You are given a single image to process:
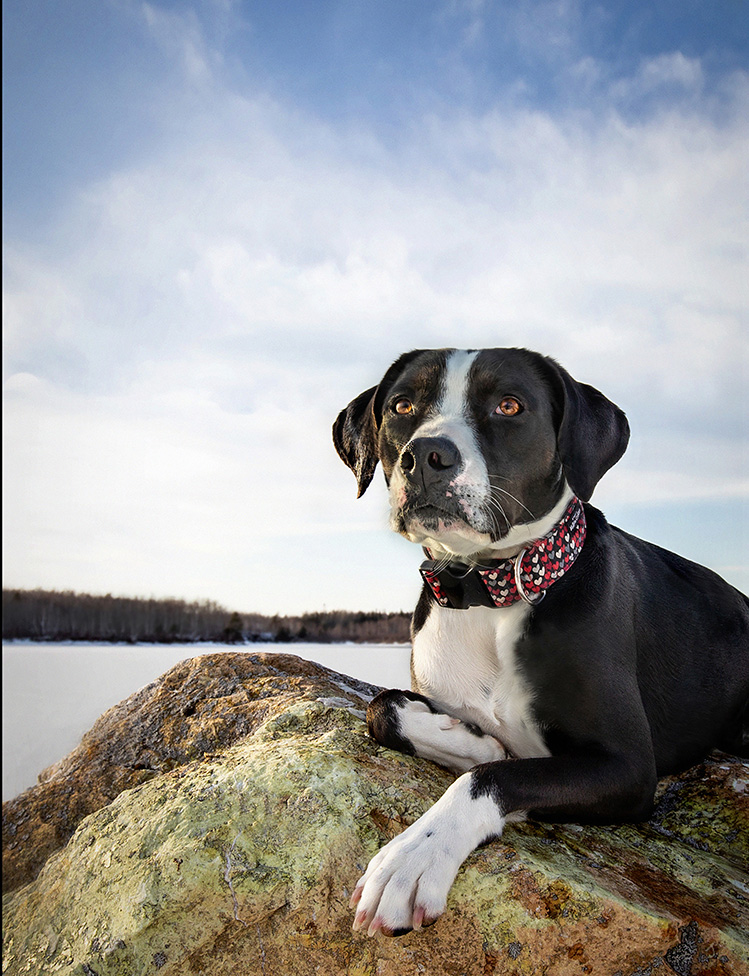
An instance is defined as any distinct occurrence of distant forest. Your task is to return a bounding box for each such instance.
[2,589,411,645]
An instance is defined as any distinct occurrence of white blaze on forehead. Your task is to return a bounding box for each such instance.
[414,349,480,435]
[395,348,493,554]
[439,349,480,417]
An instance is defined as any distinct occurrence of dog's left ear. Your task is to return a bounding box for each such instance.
[332,385,379,498]
[544,357,630,502]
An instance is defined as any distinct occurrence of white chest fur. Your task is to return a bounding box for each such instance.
[411,603,551,759]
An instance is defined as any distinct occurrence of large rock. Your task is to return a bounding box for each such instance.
[2,652,378,893]
[2,652,748,976]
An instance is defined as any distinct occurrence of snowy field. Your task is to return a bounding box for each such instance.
[2,641,411,801]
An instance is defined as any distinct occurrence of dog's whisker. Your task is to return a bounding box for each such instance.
[488,485,536,520]
[432,552,454,573]
[483,496,512,535]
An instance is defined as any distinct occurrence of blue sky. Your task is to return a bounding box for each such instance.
[3,0,748,614]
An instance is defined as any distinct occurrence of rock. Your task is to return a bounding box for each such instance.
[2,652,378,893]
[2,652,748,975]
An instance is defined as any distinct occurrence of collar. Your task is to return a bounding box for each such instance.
[420,497,586,610]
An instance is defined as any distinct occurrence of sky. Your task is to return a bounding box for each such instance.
[2,0,748,616]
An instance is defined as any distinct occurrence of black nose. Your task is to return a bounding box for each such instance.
[400,437,460,487]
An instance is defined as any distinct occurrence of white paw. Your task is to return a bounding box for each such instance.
[350,775,504,937]
[399,700,507,773]
[351,817,456,936]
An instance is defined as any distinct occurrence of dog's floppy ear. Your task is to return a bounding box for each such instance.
[544,357,630,502]
[333,350,424,497]
[332,385,380,498]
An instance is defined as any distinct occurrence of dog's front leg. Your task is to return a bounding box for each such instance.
[351,750,656,936]
[367,688,507,774]
[351,771,503,936]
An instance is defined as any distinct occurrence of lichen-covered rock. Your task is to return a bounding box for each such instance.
[2,653,748,976]
[2,652,379,893]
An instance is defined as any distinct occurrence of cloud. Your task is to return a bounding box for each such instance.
[637,52,704,93]
[3,15,748,608]
[140,0,234,86]
[7,64,746,395]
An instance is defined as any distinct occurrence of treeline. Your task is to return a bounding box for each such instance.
[1,589,411,645]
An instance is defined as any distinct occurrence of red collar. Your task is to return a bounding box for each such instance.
[420,497,586,610]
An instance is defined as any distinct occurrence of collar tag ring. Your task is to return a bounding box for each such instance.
[514,548,545,606]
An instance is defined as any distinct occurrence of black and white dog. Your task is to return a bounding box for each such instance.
[333,347,749,938]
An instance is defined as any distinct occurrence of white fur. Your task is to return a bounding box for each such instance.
[351,774,505,935]
[412,602,551,760]
[409,493,575,761]
[353,584,551,937]
[395,699,507,774]
[438,349,479,416]
[352,596,547,937]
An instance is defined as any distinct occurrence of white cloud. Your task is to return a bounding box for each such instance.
[624,52,705,99]
[9,72,747,370]
[141,2,217,85]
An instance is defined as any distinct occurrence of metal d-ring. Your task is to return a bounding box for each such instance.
[514,548,545,605]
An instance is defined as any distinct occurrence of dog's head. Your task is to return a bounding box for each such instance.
[333,348,629,558]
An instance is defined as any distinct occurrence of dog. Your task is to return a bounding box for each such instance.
[333,346,749,938]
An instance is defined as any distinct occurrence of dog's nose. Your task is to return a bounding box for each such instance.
[401,437,460,486]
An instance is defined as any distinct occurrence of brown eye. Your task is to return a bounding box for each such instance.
[394,398,414,415]
[495,397,522,417]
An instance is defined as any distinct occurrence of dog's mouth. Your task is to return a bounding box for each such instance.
[405,502,460,526]
[396,478,492,527]
[393,498,493,554]
[397,496,470,531]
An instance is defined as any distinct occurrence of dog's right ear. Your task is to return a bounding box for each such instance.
[333,350,425,497]
[333,385,380,498]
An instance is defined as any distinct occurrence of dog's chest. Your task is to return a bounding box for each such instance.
[411,602,550,759]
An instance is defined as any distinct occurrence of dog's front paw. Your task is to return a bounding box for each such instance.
[399,700,508,773]
[350,815,457,936]
[350,774,504,937]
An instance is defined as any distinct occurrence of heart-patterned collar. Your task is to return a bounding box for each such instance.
[420,497,586,610]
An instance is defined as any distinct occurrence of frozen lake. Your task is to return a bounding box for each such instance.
[2,641,411,802]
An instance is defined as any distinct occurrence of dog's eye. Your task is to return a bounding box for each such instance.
[393,398,414,415]
[495,397,523,417]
